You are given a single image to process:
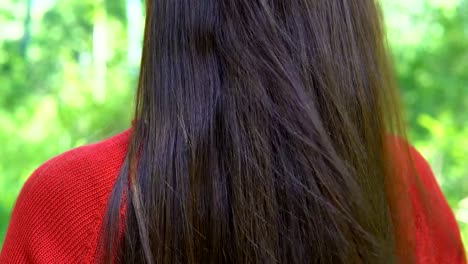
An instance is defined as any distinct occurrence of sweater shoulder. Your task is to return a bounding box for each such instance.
[407,144,466,263]
[20,129,131,212]
[24,129,130,194]
[388,136,466,263]
[0,129,130,263]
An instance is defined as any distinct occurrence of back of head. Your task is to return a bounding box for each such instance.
[101,0,412,263]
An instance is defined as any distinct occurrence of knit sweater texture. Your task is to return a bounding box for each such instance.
[0,129,466,263]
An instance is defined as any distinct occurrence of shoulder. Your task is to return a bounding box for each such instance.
[388,136,466,263]
[0,129,131,263]
[23,129,131,196]
[409,145,466,263]
[18,129,131,216]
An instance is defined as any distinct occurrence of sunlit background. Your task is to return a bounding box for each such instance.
[1,0,467,251]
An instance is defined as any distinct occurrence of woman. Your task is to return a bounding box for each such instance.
[1,0,466,263]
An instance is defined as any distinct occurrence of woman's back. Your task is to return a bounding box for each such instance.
[0,0,466,263]
[0,131,465,263]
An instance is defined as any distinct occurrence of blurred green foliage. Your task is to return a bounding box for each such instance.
[0,0,467,252]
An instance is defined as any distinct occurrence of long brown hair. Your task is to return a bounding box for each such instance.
[100,0,415,263]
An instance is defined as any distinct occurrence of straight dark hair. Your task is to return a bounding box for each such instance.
[100,0,416,263]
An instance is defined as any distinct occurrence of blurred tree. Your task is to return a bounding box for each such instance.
[385,0,468,247]
[0,0,141,245]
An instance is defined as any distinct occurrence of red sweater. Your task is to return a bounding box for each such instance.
[0,129,466,263]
